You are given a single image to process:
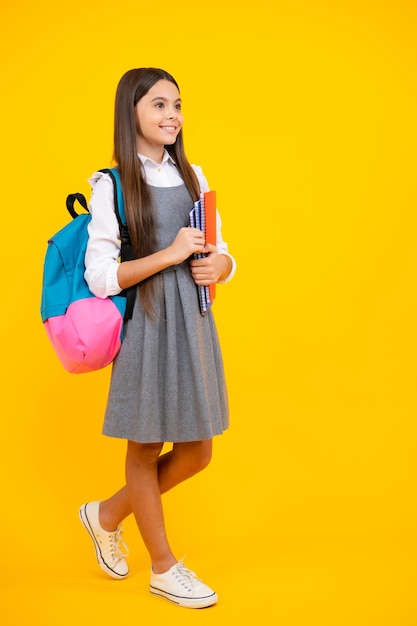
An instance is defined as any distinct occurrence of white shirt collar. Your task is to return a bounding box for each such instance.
[138,150,176,168]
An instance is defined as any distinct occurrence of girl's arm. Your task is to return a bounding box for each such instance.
[85,174,124,298]
[85,168,235,298]
[117,226,205,289]
[85,173,204,297]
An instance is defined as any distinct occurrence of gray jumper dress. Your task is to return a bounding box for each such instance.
[102,184,229,443]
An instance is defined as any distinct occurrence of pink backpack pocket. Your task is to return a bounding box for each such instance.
[43,297,123,374]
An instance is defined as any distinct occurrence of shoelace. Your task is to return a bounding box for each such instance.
[102,525,129,565]
[173,559,202,589]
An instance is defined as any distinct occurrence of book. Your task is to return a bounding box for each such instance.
[189,190,217,315]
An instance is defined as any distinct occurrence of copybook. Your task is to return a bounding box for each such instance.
[189,190,216,315]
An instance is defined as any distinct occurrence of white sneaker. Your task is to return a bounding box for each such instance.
[150,560,218,608]
[79,502,129,580]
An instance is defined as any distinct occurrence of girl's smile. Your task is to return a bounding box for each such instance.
[135,79,184,162]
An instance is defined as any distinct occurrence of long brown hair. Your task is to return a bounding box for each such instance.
[113,67,201,316]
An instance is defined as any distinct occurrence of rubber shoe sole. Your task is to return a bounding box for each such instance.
[150,585,218,608]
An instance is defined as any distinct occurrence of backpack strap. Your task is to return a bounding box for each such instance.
[66,193,89,219]
[99,167,136,322]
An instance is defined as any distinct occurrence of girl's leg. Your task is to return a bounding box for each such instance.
[83,439,218,604]
[159,438,213,492]
[125,441,175,574]
[98,439,212,535]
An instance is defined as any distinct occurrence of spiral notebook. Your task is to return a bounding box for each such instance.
[189,190,216,315]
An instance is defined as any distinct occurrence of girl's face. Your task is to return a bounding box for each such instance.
[135,79,184,162]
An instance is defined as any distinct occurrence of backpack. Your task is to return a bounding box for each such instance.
[40,168,135,374]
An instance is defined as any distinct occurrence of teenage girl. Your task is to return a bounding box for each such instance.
[79,67,235,609]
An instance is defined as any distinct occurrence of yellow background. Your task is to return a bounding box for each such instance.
[1,0,417,624]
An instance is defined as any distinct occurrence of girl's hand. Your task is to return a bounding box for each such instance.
[190,243,232,284]
[168,227,205,265]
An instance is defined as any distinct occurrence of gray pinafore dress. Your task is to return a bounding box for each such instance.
[102,184,229,443]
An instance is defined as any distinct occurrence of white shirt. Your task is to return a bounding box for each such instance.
[85,152,236,298]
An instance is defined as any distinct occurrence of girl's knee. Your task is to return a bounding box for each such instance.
[176,439,212,475]
[127,440,164,466]
[196,440,212,471]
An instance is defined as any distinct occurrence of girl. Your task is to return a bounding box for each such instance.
[79,68,235,609]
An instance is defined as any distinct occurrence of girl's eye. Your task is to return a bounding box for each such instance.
[175,104,182,110]
[155,102,164,108]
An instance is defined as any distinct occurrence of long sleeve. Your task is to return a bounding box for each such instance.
[84,172,123,298]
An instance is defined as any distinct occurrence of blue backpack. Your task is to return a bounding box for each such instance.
[41,168,135,373]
